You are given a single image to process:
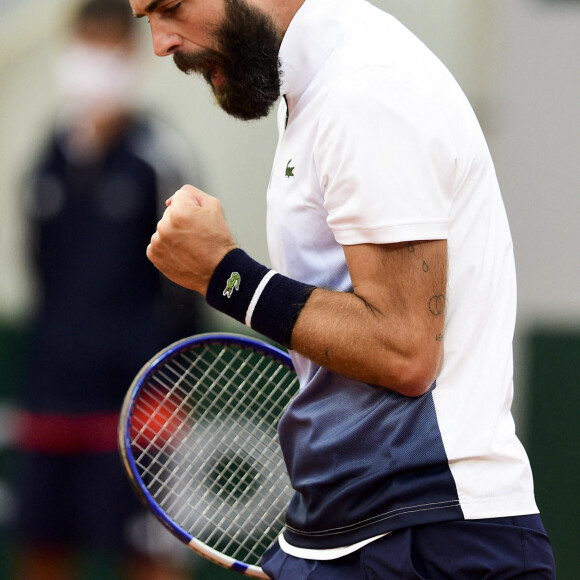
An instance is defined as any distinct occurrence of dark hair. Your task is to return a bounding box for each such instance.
[74,0,135,36]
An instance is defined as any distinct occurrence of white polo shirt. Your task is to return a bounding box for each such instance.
[267,0,538,556]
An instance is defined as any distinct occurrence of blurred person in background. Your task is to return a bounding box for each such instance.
[11,0,206,578]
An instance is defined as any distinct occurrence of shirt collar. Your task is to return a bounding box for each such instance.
[279,0,347,100]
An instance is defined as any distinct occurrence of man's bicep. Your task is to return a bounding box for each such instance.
[290,239,447,394]
[343,239,448,347]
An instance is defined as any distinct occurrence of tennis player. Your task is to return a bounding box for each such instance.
[131,0,557,576]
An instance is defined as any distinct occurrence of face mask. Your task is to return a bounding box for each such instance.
[56,40,141,114]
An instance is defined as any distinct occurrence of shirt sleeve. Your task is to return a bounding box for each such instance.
[314,67,456,246]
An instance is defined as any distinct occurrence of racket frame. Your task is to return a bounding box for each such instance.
[118,333,296,579]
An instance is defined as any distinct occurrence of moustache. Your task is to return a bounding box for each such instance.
[173,50,223,80]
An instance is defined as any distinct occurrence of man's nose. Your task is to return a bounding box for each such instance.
[150,20,182,56]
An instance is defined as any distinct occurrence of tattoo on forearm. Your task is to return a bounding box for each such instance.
[429,294,445,316]
[422,260,430,273]
[408,242,415,253]
[436,334,444,342]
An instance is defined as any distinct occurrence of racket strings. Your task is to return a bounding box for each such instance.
[127,342,297,566]
[179,347,293,559]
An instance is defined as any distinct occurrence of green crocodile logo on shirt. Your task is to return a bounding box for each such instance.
[285,159,295,178]
[223,272,241,298]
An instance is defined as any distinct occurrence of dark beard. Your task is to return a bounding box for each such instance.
[173,0,282,121]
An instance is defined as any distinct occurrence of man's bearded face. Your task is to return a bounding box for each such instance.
[173,0,282,121]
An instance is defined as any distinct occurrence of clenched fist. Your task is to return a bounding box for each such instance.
[147,185,237,296]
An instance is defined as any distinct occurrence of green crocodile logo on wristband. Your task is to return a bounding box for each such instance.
[223,272,241,298]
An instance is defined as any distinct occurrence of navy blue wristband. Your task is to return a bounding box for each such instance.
[206,249,315,348]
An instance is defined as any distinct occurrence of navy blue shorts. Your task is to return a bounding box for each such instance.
[261,515,556,579]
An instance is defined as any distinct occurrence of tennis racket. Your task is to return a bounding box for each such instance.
[118,333,298,578]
